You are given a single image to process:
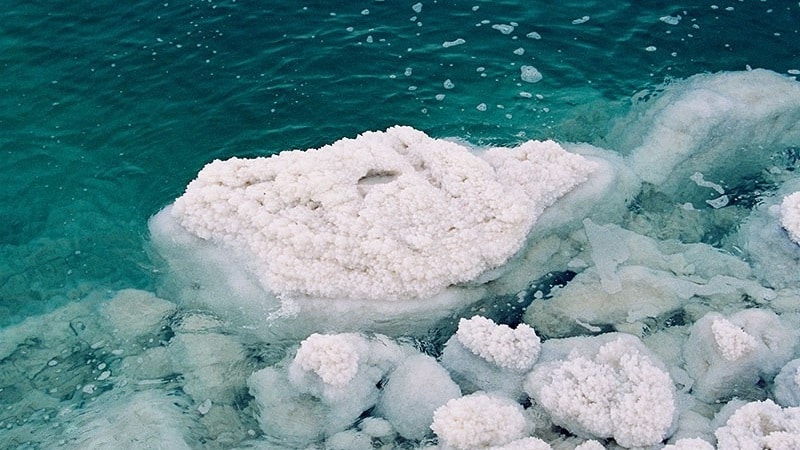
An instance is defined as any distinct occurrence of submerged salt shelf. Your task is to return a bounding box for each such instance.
[3,68,800,449]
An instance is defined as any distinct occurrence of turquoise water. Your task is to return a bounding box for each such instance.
[2,1,798,323]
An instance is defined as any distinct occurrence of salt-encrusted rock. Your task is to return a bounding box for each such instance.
[684,309,798,402]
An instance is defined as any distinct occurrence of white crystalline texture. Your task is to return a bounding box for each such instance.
[715,400,800,449]
[526,335,676,448]
[431,393,529,450]
[292,333,362,387]
[711,317,758,361]
[455,316,541,372]
[170,126,594,300]
[780,191,800,244]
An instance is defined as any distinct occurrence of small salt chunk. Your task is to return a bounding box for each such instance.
[442,38,465,48]
[645,46,657,52]
[520,65,542,83]
[404,67,413,76]
[412,2,422,13]
[82,384,96,394]
[519,91,533,98]
[706,195,729,209]
[526,31,541,39]
[513,47,524,55]
[443,79,455,89]
[572,16,590,24]
[789,69,800,75]
[492,24,515,34]
[659,15,682,25]
[435,94,445,101]
[476,103,487,111]
[48,360,59,367]
[361,9,369,15]
[197,399,213,415]
[97,370,111,381]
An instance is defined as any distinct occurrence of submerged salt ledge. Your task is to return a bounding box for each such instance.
[5,69,800,449]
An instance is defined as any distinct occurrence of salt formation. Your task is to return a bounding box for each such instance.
[149,125,598,338]
[441,315,540,399]
[714,400,800,448]
[524,333,677,448]
[430,393,531,450]
[684,310,798,402]
[781,192,800,244]
[774,359,800,407]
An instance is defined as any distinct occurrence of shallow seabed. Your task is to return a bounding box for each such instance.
[2,1,800,449]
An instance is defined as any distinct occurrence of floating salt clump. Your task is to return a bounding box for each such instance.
[526,31,541,39]
[572,16,590,24]
[492,24,515,35]
[660,15,682,25]
[442,38,465,47]
[520,65,542,83]
[412,2,422,14]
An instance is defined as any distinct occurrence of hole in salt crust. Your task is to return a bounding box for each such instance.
[357,169,400,196]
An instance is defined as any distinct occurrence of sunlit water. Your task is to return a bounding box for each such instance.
[2,0,800,448]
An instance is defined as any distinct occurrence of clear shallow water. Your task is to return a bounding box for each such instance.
[1,0,800,448]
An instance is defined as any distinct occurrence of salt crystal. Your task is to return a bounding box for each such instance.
[361,9,369,15]
[519,91,533,98]
[645,46,657,52]
[526,31,541,39]
[443,79,455,89]
[82,384,96,394]
[48,359,58,367]
[476,103,487,111]
[404,67,413,76]
[97,370,111,381]
[572,16,590,25]
[513,48,524,55]
[520,65,542,83]
[435,94,445,101]
[788,69,800,75]
[412,2,422,13]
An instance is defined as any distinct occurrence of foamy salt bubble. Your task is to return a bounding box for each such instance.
[520,65,542,83]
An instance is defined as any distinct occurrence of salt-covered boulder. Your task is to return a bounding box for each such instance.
[774,359,800,408]
[607,69,800,204]
[248,332,412,447]
[525,333,677,448]
[375,354,461,440]
[440,315,540,399]
[684,309,798,402]
[148,126,599,339]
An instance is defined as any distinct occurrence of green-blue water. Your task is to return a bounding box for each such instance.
[3,1,798,325]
